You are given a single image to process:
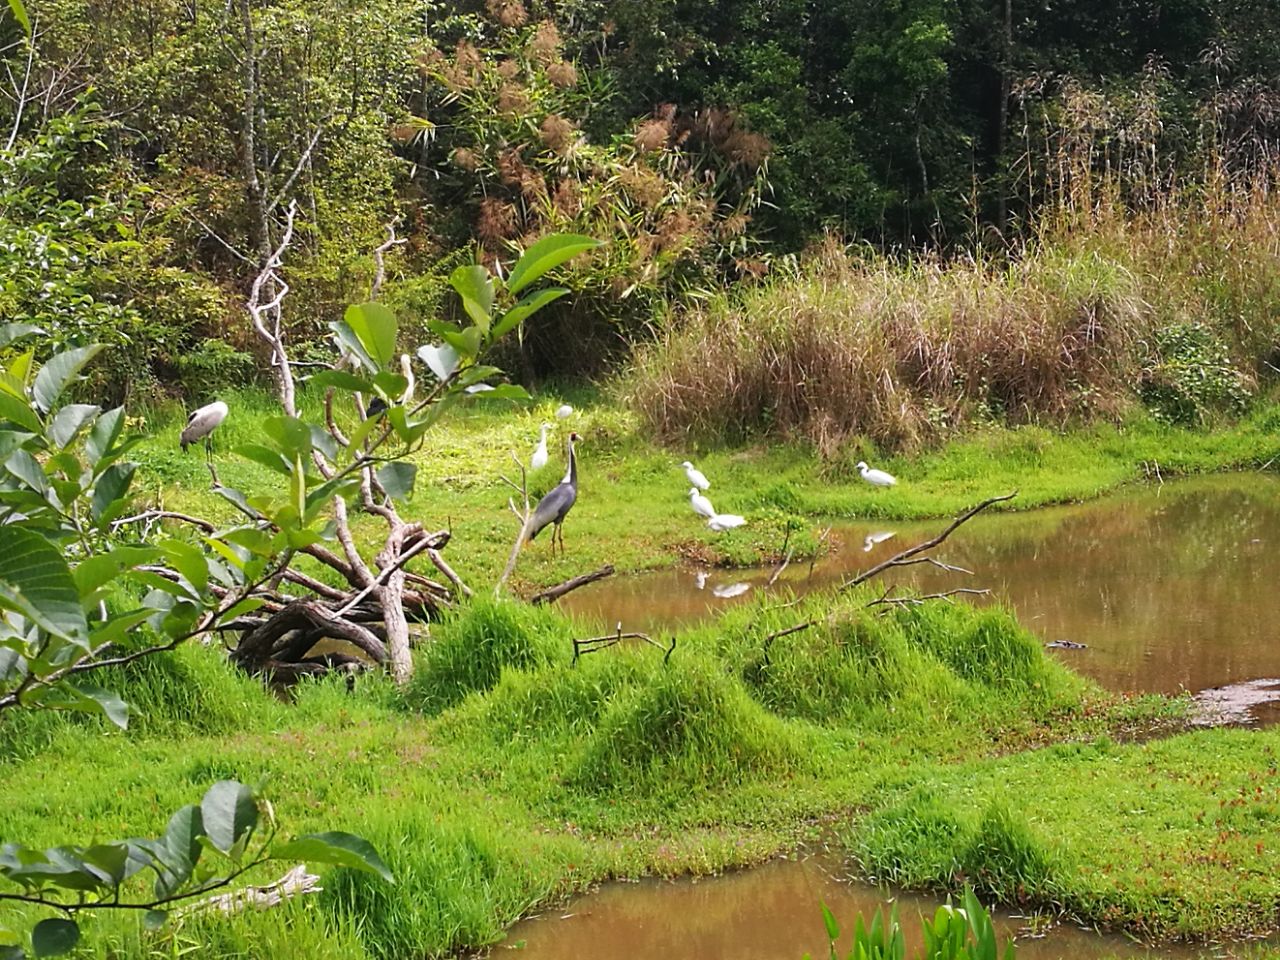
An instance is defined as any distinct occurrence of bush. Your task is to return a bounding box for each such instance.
[1141,322,1253,425]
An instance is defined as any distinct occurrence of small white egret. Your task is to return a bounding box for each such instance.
[681,460,710,490]
[555,403,574,420]
[707,513,746,532]
[180,400,229,459]
[689,487,716,519]
[399,353,416,405]
[856,461,897,487]
[712,582,750,599]
[695,570,708,590]
[530,422,551,472]
[863,531,896,552]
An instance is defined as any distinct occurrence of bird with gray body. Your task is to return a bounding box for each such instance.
[681,460,710,490]
[526,432,580,555]
[689,487,716,519]
[856,461,897,487]
[180,400,229,457]
[530,422,551,472]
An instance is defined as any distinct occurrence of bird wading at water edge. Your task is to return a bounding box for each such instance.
[526,432,580,556]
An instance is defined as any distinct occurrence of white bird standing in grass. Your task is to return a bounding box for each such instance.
[856,461,897,487]
[180,400,229,459]
[681,460,710,490]
[555,404,574,420]
[689,487,716,519]
[707,513,746,532]
[530,422,551,472]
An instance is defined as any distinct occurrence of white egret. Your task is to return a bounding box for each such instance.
[180,400,229,459]
[695,570,708,590]
[712,582,750,599]
[707,513,746,532]
[555,403,574,420]
[681,460,710,490]
[399,354,416,405]
[856,461,897,487]
[863,531,896,552]
[689,487,716,519]
[530,423,552,472]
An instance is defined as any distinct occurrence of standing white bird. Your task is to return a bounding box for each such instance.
[530,423,551,472]
[555,404,574,420]
[399,353,416,405]
[863,531,896,552]
[681,460,710,490]
[856,461,897,487]
[689,487,716,519]
[707,513,746,532]
[180,400,229,458]
[695,570,708,590]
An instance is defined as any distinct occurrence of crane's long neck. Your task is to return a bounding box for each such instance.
[563,437,576,486]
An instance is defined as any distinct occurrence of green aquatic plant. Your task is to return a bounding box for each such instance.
[808,889,1014,960]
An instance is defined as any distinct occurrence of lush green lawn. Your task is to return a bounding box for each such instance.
[1,590,1203,959]
[134,386,1280,591]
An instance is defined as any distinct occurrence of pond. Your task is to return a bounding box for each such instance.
[561,473,1280,707]
[503,856,1217,960]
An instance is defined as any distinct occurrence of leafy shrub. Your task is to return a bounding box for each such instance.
[1141,322,1252,425]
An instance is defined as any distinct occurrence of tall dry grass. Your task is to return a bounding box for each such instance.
[627,74,1280,452]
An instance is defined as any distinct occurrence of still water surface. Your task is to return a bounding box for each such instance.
[504,856,1241,959]
[514,477,1280,960]
[562,474,1280,698]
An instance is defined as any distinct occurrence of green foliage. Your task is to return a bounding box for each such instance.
[807,890,1014,960]
[1141,322,1252,425]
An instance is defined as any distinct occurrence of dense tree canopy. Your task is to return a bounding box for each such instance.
[2,0,1278,386]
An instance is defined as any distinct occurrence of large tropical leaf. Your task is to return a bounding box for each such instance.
[0,527,87,646]
[448,265,495,333]
[200,781,258,855]
[343,303,398,370]
[33,345,106,414]
[504,234,600,296]
[491,287,568,339]
[272,832,393,882]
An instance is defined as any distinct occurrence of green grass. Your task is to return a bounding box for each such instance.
[1,590,1185,958]
[848,730,1280,940]
[128,384,1280,591]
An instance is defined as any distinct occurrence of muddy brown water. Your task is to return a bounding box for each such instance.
[510,476,1280,959]
[503,856,1241,959]
[561,474,1280,706]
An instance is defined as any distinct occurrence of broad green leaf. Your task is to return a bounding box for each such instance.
[0,431,33,461]
[505,234,600,295]
[143,910,168,931]
[291,455,306,520]
[376,462,417,501]
[201,781,258,855]
[372,371,408,400]
[48,404,100,449]
[821,902,840,941]
[5,448,47,494]
[448,265,495,333]
[303,474,358,520]
[417,343,460,381]
[343,303,398,370]
[328,320,376,373]
[51,684,129,729]
[0,527,87,646]
[272,832,394,882]
[155,804,203,897]
[87,608,154,647]
[8,348,34,384]
[456,365,501,387]
[214,485,262,519]
[81,844,129,884]
[31,918,78,958]
[161,540,208,594]
[308,425,339,461]
[73,547,158,596]
[307,369,374,394]
[90,462,136,523]
[84,407,125,466]
[0,392,41,432]
[0,322,40,347]
[344,412,384,454]
[469,384,529,401]
[0,371,25,399]
[492,287,568,339]
[33,344,105,414]
[235,444,292,476]
[439,326,482,359]
[262,416,314,460]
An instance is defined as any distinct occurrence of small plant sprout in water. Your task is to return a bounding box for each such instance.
[806,889,1015,960]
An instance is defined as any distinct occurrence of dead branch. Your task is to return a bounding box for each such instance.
[530,565,614,606]
[767,542,796,588]
[865,587,992,609]
[112,510,217,534]
[495,451,532,595]
[246,198,300,416]
[571,624,670,665]
[838,491,1016,592]
[177,864,321,918]
[369,221,406,301]
[426,548,472,599]
[231,600,388,671]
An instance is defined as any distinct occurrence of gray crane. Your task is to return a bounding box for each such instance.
[179,400,228,460]
[525,432,580,555]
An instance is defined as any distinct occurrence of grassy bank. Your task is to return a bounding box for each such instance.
[133,385,1280,591]
[1,591,1205,958]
